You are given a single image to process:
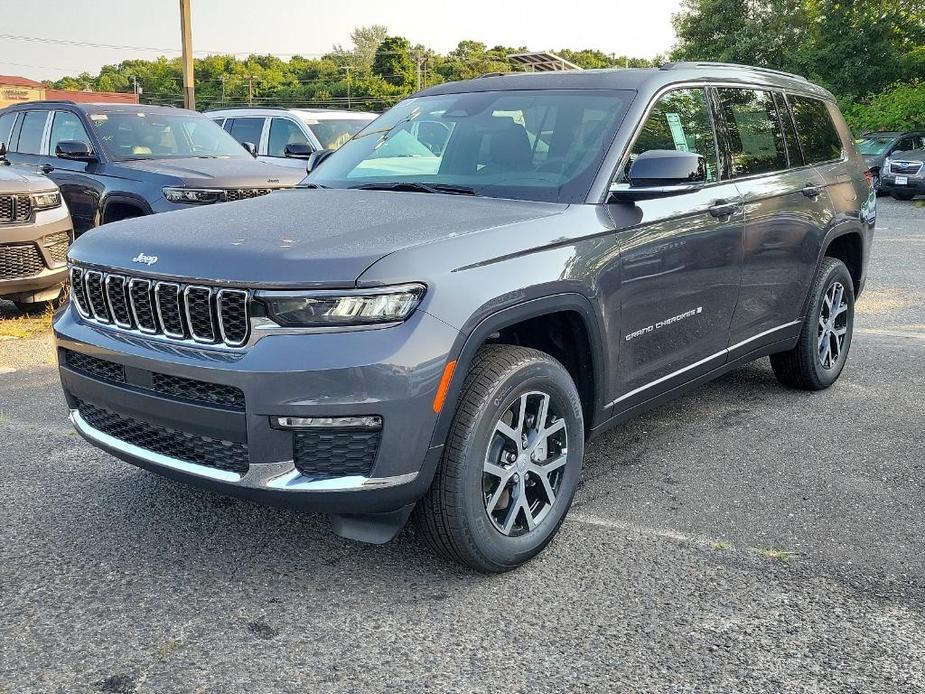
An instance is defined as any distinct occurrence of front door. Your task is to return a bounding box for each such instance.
[610,87,743,410]
[46,110,104,235]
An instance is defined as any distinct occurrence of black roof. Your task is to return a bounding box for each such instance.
[1,101,194,115]
[416,62,834,101]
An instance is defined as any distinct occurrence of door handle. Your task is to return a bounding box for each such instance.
[801,184,821,198]
[41,163,55,174]
[708,200,740,218]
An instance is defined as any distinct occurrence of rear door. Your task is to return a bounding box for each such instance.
[716,87,833,355]
[5,109,52,176]
[612,86,744,408]
[224,116,266,156]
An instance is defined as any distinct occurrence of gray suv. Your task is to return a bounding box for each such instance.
[55,63,874,571]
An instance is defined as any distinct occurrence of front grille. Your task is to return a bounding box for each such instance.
[70,266,251,348]
[224,188,272,202]
[891,161,923,175]
[0,195,32,224]
[0,245,45,280]
[77,399,249,474]
[294,429,381,478]
[151,372,245,410]
[62,348,245,411]
[43,231,71,265]
[63,350,126,383]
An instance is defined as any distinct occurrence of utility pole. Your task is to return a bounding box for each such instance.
[247,75,254,105]
[219,74,226,106]
[179,0,195,109]
[130,76,139,102]
[343,66,351,109]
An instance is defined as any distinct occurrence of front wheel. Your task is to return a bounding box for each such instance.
[891,191,916,201]
[770,257,854,390]
[414,345,584,572]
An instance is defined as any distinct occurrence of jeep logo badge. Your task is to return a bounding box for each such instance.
[132,253,158,266]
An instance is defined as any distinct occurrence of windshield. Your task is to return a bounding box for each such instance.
[308,89,633,203]
[856,136,895,156]
[89,111,250,161]
[306,119,375,149]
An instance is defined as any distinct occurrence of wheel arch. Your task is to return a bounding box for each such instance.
[101,193,152,225]
[428,293,607,451]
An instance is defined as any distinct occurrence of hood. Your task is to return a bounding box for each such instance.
[69,189,565,287]
[113,157,305,188]
[0,165,57,194]
[888,148,925,163]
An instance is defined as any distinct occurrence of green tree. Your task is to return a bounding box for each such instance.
[372,36,415,88]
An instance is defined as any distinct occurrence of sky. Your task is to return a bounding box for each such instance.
[0,0,680,81]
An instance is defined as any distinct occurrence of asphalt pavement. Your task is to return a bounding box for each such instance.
[1,197,923,693]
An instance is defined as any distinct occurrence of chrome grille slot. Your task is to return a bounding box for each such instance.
[84,270,110,323]
[155,282,185,338]
[104,275,133,328]
[217,289,250,347]
[71,267,250,348]
[184,286,216,343]
[891,161,922,175]
[69,267,90,317]
[129,279,157,333]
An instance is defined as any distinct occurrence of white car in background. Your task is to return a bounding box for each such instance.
[206,107,377,169]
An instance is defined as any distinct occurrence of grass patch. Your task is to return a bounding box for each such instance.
[0,308,54,340]
[755,548,798,561]
[711,541,730,551]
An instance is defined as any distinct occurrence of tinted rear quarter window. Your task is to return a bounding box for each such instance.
[227,117,264,147]
[715,88,787,177]
[788,95,843,164]
[0,111,17,148]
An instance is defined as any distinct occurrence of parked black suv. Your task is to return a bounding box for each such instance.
[856,130,925,192]
[0,102,304,235]
[55,63,874,571]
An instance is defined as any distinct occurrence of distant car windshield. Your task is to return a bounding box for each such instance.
[308,89,633,203]
[89,111,250,161]
[856,136,895,156]
[305,119,375,149]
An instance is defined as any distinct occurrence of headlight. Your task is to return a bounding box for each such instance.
[32,190,62,210]
[163,187,223,204]
[883,159,891,175]
[259,284,425,328]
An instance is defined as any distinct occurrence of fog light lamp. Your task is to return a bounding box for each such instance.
[274,415,382,430]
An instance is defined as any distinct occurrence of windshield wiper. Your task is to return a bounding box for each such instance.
[349,182,477,196]
[299,182,328,189]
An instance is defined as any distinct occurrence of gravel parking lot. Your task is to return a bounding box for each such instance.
[1,198,923,693]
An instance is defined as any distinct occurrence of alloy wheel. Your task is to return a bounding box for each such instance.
[482,391,568,536]
[817,281,849,370]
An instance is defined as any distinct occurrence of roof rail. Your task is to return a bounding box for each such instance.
[660,61,809,82]
[9,99,78,106]
[477,72,507,79]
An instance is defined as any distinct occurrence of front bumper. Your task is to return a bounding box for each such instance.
[55,304,459,514]
[880,174,925,195]
[0,206,72,301]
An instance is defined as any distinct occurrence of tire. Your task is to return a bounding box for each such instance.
[891,192,915,201]
[414,344,585,573]
[770,257,854,390]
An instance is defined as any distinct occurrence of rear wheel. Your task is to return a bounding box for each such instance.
[414,345,584,572]
[770,257,854,390]
[891,191,915,201]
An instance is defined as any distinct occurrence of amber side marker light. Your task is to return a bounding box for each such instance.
[433,360,457,413]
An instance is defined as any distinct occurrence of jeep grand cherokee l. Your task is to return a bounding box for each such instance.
[0,103,303,236]
[0,144,73,312]
[55,63,874,572]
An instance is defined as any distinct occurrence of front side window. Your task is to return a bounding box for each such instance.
[268,118,309,157]
[227,117,264,148]
[309,89,633,203]
[16,110,48,154]
[628,88,718,182]
[89,111,250,161]
[715,88,788,177]
[49,111,92,154]
[788,95,843,164]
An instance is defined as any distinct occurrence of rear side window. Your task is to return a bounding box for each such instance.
[715,88,787,177]
[788,95,843,164]
[0,111,17,147]
[629,88,719,182]
[16,110,48,154]
[774,93,804,167]
[226,117,264,147]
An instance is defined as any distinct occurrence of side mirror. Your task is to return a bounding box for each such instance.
[56,140,97,161]
[241,141,258,157]
[284,143,313,159]
[609,149,706,202]
[305,148,334,174]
